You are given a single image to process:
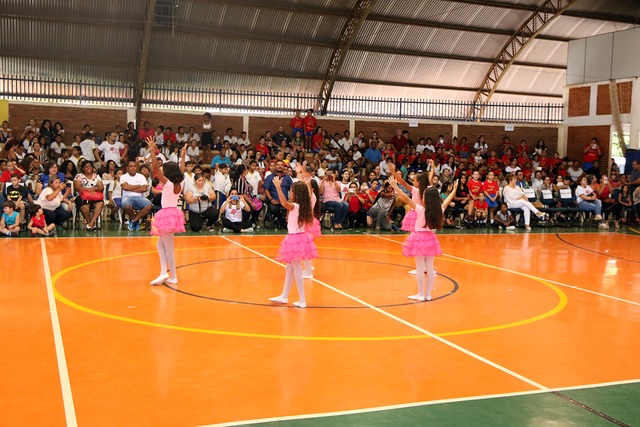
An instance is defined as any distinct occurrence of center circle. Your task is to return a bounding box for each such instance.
[170,257,459,308]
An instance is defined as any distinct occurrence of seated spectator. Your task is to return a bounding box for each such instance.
[213,163,232,208]
[367,181,397,231]
[74,160,104,231]
[233,165,262,225]
[320,170,349,229]
[494,202,516,230]
[184,173,218,232]
[27,203,56,237]
[3,173,32,224]
[502,173,546,230]
[36,177,73,229]
[1,201,21,237]
[263,160,292,228]
[575,175,608,229]
[221,188,253,233]
[120,160,153,231]
[613,184,632,228]
[567,160,584,183]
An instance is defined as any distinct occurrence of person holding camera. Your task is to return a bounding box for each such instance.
[319,169,349,229]
[184,173,218,232]
[220,188,253,233]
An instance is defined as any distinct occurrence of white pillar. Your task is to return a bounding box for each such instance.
[630,78,640,149]
[349,119,355,138]
[243,115,250,134]
[452,123,459,138]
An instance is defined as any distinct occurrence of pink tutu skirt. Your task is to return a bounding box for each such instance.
[402,230,442,257]
[276,232,319,263]
[150,207,186,236]
[305,218,321,238]
[401,209,417,231]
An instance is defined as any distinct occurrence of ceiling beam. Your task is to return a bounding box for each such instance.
[450,0,639,24]
[471,0,578,120]
[134,0,158,123]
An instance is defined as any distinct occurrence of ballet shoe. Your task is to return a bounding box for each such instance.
[426,295,432,301]
[269,296,288,304]
[293,301,307,308]
[302,273,314,279]
[150,273,169,286]
[166,278,178,285]
[408,269,417,275]
[408,294,426,302]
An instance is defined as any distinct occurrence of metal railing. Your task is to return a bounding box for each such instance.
[1,76,564,124]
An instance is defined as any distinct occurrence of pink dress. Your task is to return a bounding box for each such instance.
[150,180,186,236]
[402,204,442,257]
[305,192,321,238]
[276,203,318,263]
[401,186,421,231]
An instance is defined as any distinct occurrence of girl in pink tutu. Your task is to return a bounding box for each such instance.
[269,170,318,308]
[389,175,458,301]
[303,173,321,279]
[146,138,187,286]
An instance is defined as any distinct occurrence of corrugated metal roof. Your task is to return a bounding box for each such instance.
[0,0,146,23]
[0,57,136,82]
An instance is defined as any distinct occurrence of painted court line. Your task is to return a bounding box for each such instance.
[220,236,548,390]
[207,378,640,427]
[370,234,640,307]
[40,240,78,427]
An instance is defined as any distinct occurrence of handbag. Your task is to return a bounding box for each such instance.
[252,196,263,211]
[80,190,103,201]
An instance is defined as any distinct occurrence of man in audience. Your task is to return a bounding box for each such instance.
[120,160,153,231]
[390,129,407,152]
[80,134,97,162]
[138,121,154,141]
[96,131,127,167]
[272,126,291,146]
[263,160,292,228]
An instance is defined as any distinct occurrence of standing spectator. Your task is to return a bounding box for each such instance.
[96,131,127,167]
[583,138,602,170]
[628,160,640,195]
[303,109,317,150]
[290,109,304,138]
[80,135,97,161]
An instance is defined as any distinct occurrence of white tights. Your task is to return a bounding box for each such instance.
[415,256,436,299]
[280,260,305,303]
[157,233,177,279]
[303,260,313,275]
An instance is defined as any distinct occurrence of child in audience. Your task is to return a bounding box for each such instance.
[1,201,20,237]
[494,203,516,230]
[389,176,458,301]
[269,175,317,309]
[303,170,321,279]
[483,171,499,224]
[28,204,56,236]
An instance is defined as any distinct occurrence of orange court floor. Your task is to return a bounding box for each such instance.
[1,230,640,426]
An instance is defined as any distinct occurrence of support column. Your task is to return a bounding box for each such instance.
[630,78,640,149]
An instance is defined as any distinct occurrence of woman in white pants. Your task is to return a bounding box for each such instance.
[502,173,546,230]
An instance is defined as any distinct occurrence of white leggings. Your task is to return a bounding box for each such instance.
[415,256,436,299]
[508,200,540,225]
[280,260,305,303]
[157,233,177,279]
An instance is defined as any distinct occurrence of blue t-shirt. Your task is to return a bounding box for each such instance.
[263,173,293,202]
[40,172,66,186]
[2,211,18,226]
[364,148,382,164]
[210,155,232,168]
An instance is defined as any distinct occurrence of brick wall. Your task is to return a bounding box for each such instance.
[567,125,610,171]
[9,104,128,144]
[596,81,632,115]
[457,125,558,153]
[568,87,590,117]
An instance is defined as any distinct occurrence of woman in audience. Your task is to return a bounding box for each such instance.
[568,160,584,183]
[575,175,608,229]
[320,169,349,229]
[220,188,253,233]
[502,173,546,230]
[368,181,397,231]
[101,160,118,181]
[29,140,48,164]
[613,184,632,228]
[37,177,73,229]
[233,164,261,225]
[74,160,104,230]
[184,173,218,232]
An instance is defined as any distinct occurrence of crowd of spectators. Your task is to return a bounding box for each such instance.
[1,110,640,236]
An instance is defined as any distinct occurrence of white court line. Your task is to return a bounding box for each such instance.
[40,239,78,427]
[370,233,640,307]
[220,236,547,389]
[206,378,640,427]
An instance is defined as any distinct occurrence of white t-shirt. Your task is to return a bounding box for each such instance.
[224,135,238,145]
[246,171,261,196]
[187,146,200,160]
[237,137,250,147]
[120,173,148,198]
[224,201,245,222]
[37,187,63,211]
[338,137,352,151]
[352,151,362,163]
[50,141,66,155]
[574,185,594,203]
[98,141,125,166]
[80,139,96,161]
[176,133,189,143]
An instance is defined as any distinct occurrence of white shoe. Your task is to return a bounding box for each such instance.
[166,278,178,285]
[302,273,314,279]
[408,294,426,301]
[242,227,254,233]
[594,215,603,221]
[222,228,232,233]
[293,301,306,308]
[269,296,288,304]
[408,269,417,275]
[150,273,169,286]
[598,222,609,229]
[506,226,516,230]
[426,295,432,301]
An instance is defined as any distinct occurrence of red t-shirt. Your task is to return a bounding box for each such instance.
[291,117,304,129]
[522,169,533,181]
[467,179,483,199]
[486,156,500,168]
[138,128,154,141]
[584,145,599,163]
[255,143,269,157]
[303,116,317,132]
[312,133,323,151]
[347,194,362,213]
[31,214,46,228]
[539,157,549,169]
[482,180,499,197]
[0,169,24,183]
[390,136,407,152]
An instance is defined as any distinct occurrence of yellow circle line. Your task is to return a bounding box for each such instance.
[628,226,640,235]
[52,244,567,341]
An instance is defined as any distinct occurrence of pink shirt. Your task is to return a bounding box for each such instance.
[411,186,422,204]
[322,181,341,203]
[414,204,443,232]
[161,180,183,208]
[287,203,306,234]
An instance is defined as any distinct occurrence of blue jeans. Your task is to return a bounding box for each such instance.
[578,199,602,215]
[324,201,349,225]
